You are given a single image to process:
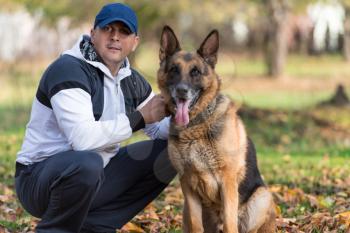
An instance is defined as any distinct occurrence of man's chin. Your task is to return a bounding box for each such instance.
[103,56,125,67]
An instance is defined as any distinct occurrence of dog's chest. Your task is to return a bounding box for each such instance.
[168,113,226,175]
[168,138,222,175]
[169,139,222,205]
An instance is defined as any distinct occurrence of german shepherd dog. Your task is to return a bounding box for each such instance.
[157,26,276,233]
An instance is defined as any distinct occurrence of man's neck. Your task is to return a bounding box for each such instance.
[109,64,121,76]
[104,61,122,77]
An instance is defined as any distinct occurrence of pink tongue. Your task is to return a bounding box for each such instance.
[175,100,190,126]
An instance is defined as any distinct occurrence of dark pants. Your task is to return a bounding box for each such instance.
[15,139,176,233]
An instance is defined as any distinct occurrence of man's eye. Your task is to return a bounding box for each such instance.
[120,28,132,35]
[102,26,112,32]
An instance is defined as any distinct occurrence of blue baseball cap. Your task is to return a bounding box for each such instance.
[94,3,138,34]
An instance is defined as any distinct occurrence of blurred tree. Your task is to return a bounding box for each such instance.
[169,0,237,48]
[10,0,180,65]
[12,0,178,35]
[319,84,350,107]
[264,0,290,77]
[251,0,314,77]
[8,0,350,75]
[0,0,22,11]
[13,0,100,26]
[340,0,350,61]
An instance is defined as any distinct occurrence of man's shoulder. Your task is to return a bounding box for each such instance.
[39,55,95,95]
[130,67,143,78]
[129,68,151,86]
[47,54,86,72]
[42,55,94,82]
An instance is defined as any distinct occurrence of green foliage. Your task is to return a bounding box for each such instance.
[11,0,104,26]
[0,0,22,11]
[239,105,350,156]
[0,220,23,231]
[7,0,180,34]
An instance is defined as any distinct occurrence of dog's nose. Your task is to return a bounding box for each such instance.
[176,84,189,97]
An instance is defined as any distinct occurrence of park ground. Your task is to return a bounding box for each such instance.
[0,49,350,232]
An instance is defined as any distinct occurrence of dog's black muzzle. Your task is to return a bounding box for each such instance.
[175,83,191,100]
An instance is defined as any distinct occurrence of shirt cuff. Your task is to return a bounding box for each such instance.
[126,111,145,132]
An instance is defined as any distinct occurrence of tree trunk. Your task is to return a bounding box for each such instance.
[265,0,290,78]
[343,7,350,61]
[319,84,350,107]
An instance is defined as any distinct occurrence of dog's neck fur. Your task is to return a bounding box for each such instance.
[188,73,221,119]
[169,95,231,142]
[188,93,223,127]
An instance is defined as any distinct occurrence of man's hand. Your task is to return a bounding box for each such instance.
[139,95,168,124]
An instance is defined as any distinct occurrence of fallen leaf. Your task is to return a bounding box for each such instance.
[121,222,145,233]
[335,211,350,229]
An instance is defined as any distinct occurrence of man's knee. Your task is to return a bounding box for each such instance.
[152,140,177,184]
[154,139,168,150]
[126,139,168,162]
[68,151,104,188]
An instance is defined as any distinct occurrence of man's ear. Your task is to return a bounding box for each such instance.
[132,36,140,52]
[159,25,181,62]
[197,30,219,68]
[90,28,96,44]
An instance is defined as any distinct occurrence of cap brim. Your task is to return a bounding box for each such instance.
[97,17,136,34]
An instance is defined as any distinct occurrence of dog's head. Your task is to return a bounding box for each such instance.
[157,26,221,127]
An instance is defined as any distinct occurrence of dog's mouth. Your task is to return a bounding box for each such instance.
[174,98,191,127]
[173,91,200,127]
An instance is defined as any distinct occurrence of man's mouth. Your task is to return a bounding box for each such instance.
[107,45,121,51]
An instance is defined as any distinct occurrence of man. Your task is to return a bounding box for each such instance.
[15,3,176,233]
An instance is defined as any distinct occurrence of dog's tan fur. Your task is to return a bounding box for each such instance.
[157,26,276,233]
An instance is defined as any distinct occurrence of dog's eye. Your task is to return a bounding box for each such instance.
[169,65,180,75]
[190,67,201,77]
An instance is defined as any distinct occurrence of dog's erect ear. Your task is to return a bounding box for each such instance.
[197,30,219,68]
[159,26,181,62]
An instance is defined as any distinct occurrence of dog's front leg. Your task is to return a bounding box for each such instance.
[220,170,239,233]
[181,178,204,233]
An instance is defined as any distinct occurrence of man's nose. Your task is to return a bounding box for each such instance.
[111,30,120,41]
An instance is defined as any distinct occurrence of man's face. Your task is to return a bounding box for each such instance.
[91,21,139,72]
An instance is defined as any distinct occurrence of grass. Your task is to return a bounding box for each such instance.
[230,53,350,79]
[1,53,350,231]
[259,153,350,188]
[226,90,333,109]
